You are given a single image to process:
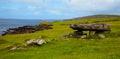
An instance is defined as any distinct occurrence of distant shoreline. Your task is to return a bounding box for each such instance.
[0,19,54,36]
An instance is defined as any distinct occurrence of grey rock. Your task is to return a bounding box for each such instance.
[36,39,46,45]
[89,31,96,35]
[25,39,46,46]
[98,34,105,39]
[26,39,35,46]
[61,34,69,39]
[80,35,87,39]
[62,33,74,39]
[70,24,111,31]
[9,47,17,51]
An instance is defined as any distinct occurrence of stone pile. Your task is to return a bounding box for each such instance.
[9,37,47,51]
[25,39,46,46]
[63,23,111,39]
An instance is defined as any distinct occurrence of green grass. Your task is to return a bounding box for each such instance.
[0,17,120,59]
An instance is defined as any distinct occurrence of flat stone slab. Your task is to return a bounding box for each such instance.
[70,23,111,31]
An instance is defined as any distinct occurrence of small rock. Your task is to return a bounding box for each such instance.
[98,34,105,39]
[91,39,94,40]
[9,47,17,51]
[80,35,87,39]
[36,39,46,45]
[26,39,35,46]
[62,34,69,39]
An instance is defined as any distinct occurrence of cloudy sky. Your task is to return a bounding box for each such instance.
[0,0,120,19]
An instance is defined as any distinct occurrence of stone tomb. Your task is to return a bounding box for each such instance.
[70,23,111,39]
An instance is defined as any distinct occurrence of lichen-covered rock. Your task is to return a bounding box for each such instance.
[70,24,111,31]
[36,39,46,45]
[26,39,35,46]
[25,39,46,46]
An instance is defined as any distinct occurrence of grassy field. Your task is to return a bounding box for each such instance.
[0,17,120,59]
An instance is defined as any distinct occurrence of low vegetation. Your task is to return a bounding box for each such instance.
[0,15,120,59]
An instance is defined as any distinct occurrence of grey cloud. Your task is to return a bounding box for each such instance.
[62,0,120,12]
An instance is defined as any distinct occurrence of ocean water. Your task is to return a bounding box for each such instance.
[0,19,52,35]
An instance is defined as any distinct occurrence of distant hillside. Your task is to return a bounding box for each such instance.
[71,14,120,20]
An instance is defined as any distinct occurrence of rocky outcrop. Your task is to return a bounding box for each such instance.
[2,24,53,36]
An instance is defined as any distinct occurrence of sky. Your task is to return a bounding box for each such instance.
[0,0,120,19]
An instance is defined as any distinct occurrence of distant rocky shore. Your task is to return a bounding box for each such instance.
[2,24,53,36]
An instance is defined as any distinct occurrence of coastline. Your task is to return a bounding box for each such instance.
[0,19,54,36]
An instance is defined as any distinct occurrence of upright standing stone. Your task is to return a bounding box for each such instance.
[89,31,96,35]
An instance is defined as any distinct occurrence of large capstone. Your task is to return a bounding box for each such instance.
[70,24,111,31]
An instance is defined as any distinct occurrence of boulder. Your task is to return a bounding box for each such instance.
[36,39,46,45]
[25,39,35,46]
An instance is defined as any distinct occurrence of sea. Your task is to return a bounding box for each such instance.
[0,19,53,35]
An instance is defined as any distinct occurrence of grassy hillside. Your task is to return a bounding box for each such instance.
[72,14,120,20]
[0,15,120,59]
